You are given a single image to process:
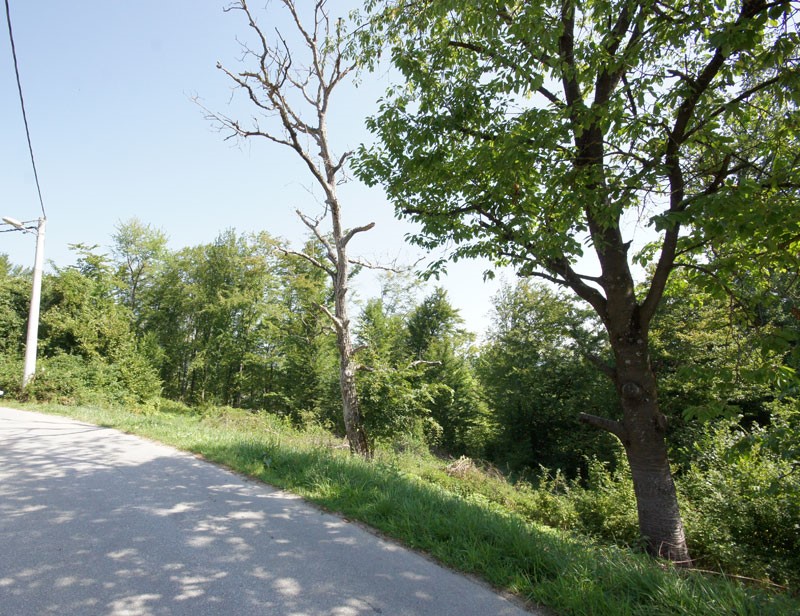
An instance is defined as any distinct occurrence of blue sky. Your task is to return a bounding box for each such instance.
[0,1,516,335]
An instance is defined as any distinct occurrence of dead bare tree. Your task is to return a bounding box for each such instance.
[211,0,371,455]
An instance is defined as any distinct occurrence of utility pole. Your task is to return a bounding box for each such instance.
[2,216,46,387]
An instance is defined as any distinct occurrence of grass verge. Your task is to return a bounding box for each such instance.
[9,401,798,616]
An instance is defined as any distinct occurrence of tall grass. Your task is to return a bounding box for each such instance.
[12,401,798,616]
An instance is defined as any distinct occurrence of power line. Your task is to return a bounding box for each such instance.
[4,0,46,220]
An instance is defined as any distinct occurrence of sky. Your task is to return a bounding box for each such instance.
[0,0,517,336]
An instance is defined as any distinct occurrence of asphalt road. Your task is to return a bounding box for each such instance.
[0,407,537,616]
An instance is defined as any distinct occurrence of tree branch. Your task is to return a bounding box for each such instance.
[409,360,443,368]
[347,256,406,273]
[640,3,760,327]
[296,209,337,265]
[342,222,376,246]
[579,412,627,441]
[314,301,343,332]
[683,73,785,143]
[276,246,335,278]
[447,40,563,107]
[583,352,617,380]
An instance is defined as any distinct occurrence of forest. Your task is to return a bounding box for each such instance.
[0,217,798,589]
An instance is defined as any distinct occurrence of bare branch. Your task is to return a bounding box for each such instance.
[409,360,443,368]
[276,246,336,278]
[331,150,353,176]
[348,256,406,273]
[314,301,343,332]
[295,209,337,265]
[579,413,627,441]
[342,222,376,246]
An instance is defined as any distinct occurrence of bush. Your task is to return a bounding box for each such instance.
[517,471,581,531]
[569,454,641,547]
[679,406,800,587]
[157,398,195,415]
[0,354,23,397]
[20,353,160,409]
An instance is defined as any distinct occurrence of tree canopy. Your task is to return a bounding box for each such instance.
[356,0,800,562]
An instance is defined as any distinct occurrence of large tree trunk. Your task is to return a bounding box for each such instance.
[610,334,690,563]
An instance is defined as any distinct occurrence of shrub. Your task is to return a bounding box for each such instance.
[569,454,641,547]
[679,406,800,587]
[20,353,160,409]
[0,354,23,397]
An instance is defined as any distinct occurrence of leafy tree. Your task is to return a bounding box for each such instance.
[404,289,489,455]
[355,297,439,444]
[405,287,461,358]
[111,217,168,330]
[356,0,800,560]
[273,242,341,427]
[145,230,284,407]
[0,255,30,357]
[35,246,160,405]
[42,246,131,360]
[478,281,618,476]
[355,287,489,454]
[144,245,198,401]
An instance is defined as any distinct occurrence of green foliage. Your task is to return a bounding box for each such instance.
[569,455,641,549]
[111,217,168,327]
[0,354,23,395]
[42,267,133,360]
[356,288,490,455]
[20,401,799,615]
[478,281,618,475]
[405,287,460,358]
[679,404,800,587]
[650,270,785,424]
[20,353,158,408]
[405,289,492,456]
[146,230,290,409]
[355,297,440,446]
[272,243,341,429]
[356,1,800,278]
[0,255,29,356]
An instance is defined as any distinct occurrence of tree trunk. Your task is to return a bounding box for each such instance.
[612,336,690,563]
[333,268,370,456]
[337,328,370,456]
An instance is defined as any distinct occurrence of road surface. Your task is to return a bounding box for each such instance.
[0,407,536,615]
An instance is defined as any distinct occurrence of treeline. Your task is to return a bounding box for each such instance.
[0,220,612,472]
[0,218,798,585]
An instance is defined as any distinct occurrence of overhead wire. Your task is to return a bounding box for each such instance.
[4,0,47,220]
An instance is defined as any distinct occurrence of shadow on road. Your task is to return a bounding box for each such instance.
[0,408,531,616]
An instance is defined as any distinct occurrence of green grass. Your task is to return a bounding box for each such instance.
[9,401,798,615]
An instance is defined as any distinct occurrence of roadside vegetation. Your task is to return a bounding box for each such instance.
[1,218,799,613]
[2,2,799,612]
[7,399,797,616]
